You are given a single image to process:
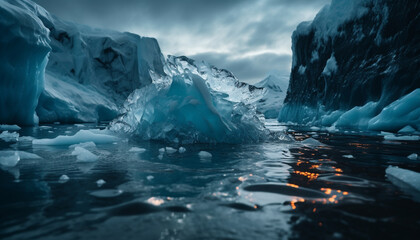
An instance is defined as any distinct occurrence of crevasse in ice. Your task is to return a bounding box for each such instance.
[0,0,51,125]
[111,56,268,144]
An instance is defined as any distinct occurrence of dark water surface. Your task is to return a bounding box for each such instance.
[1,122,420,239]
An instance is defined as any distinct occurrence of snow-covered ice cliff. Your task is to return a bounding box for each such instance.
[279,0,420,132]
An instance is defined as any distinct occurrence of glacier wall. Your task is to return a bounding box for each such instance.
[0,0,51,125]
[279,0,420,132]
[0,0,166,124]
[35,5,165,123]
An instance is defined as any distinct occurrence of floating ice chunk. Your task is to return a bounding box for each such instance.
[19,136,34,142]
[310,126,320,131]
[69,141,96,149]
[159,148,165,153]
[39,126,52,130]
[0,150,41,167]
[33,129,118,145]
[75,124,85,128]
[0,125,21,131]
[384,135,420,141]
[343,155,354,159]
[96,179,106,187]
[59,174,70,183]
[386,166,420,192]
[178,147,186,153]
[198,151,212,159]
[0,131,19,142]
[326,126,338,132]
[398,125,416,134]
[129,147,146,153]
[158,154,163,160]
[165,147,177,154]
[300,138,327,147]
[71,147,99,162]
[90,189,123,198]
[147,175,154,181]
[0,151,20,167]
[407,153,418,160]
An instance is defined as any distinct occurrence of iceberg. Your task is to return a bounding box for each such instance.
[111,56,268,144]
[0,0,50,125]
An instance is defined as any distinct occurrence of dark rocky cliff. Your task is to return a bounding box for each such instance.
[279,0,420,127]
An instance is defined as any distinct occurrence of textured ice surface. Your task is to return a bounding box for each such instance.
[386,166,420,192]
[368,89,420,131]
[71,146,98,162]
[33,129,118,145]
[111,56,268,144]
[0,0,50,125]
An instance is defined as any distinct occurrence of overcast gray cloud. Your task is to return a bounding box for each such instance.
[35,0,330,83]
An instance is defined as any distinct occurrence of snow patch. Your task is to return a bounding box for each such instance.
[322,54,338,76]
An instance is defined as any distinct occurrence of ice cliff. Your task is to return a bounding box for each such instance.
[279,0,420,132]
[36,13,165,123]
[111,56,268,144]
[0,0,50,125]
[0,0,165,124]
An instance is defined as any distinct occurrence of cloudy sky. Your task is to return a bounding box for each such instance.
[35,0,329,83]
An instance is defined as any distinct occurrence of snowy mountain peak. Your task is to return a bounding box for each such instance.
[254,74,286,92]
